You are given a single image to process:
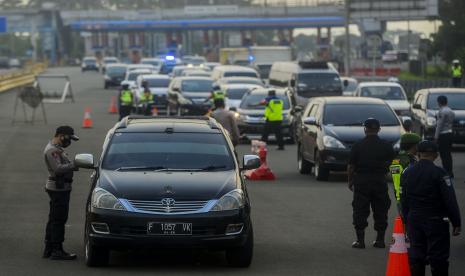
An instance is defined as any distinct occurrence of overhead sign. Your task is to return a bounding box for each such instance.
[350,0,438,20]
[0,17,7,33]
[184,5,238,16]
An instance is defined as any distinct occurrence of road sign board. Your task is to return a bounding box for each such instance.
[0,17,7,33]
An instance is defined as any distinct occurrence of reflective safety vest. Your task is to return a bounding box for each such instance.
[212,90,226,100]
[264,99,284,122]
[139,93,154,104]
[452,65,462,78]
[120,90,133,105]
[390,159,403,202]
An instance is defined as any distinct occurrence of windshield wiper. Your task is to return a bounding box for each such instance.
[197,165,227,171]
[342,122,363,126]
[115,166,166,171]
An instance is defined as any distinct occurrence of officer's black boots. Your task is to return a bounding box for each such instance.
[42,242,52,259]
[49,244,77,260]
[373,231,386,248]
[410,264,426,276]
[431,265,448,276]
[352,230,365,249]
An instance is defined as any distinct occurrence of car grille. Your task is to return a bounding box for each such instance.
[127,200,209,214]
[117,225,218,236]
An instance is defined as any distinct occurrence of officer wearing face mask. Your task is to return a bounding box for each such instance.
[42,126,79,260]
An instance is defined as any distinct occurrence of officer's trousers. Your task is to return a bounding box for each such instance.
[352,174,391,232]
[119,105,132,120]
[452,77,462,88]
[261,120,284,149]
[438,133,453,177]
[45,190,71,245]
[407,213,450,276]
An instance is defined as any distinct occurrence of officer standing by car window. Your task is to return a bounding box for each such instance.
[390,133,421,210]
[348,118,395,249]
[435,95,455,178]
[261,90,285,150]
[211,98,241,147]
[401,141,461,276]
[43,126,79,260]
[119,83,133,120]
[139,84,154,116]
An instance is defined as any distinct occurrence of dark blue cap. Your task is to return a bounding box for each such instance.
[417,140,438,153]
[364,118,380,129]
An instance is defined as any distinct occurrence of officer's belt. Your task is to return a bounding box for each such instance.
[48,177,73,182]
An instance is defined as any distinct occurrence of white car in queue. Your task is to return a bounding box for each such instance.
[140,58,163,72]
[220,83,262,110]
[134,74,171,113]
[354,82,411,121]
[121,68,153,89]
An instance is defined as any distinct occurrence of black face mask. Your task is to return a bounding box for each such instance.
[61,136,72,148]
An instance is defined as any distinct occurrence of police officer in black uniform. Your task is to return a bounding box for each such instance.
[401,141,461,276]
[348,118,395,249]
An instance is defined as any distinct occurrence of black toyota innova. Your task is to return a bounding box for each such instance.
[74,116,260,267]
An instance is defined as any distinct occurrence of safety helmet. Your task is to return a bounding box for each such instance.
[212,85,221,91]
[453,59,460,64]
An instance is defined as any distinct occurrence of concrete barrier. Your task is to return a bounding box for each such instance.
[0,63,47,93]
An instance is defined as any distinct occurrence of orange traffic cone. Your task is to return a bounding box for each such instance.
[82,107,93,128]
[108,96,118,114]
[386,216,411,276]
[151,106,158,116]
[244,145,276,181]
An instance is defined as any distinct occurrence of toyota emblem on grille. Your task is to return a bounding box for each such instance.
[161,198,176,212]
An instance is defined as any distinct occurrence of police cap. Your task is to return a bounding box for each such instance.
[55,126,79,141]
[364,118,380,129]
[400,133,421,145]
[417,140,438,153]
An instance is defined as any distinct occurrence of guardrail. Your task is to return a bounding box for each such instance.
[0,63,47,93]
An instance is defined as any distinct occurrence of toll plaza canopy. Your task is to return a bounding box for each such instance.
[69,16,345,32]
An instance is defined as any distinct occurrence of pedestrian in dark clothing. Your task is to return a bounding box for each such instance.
[401,140,461,276]
[435,95,455,178]
[348,118,396,249]
[43,126,79,260]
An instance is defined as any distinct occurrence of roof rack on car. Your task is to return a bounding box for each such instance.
[298,61,329,69]
[116,115,219,130]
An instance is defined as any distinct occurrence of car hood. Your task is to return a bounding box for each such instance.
[324,125,402,144]
[98,170,238,201]
[384,100,410,111]
[149,87,168,96]
[226,99,241,109]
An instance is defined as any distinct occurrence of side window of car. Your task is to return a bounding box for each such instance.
[310,104,319,118]
[304,104,314,118]
[421,94,427,110]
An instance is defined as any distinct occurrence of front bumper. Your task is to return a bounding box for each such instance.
[319,148,350,171]
[180,103,212,115]
[87,208,251,250]
[238,121,292,137]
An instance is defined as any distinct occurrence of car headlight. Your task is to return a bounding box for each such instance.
[426,116,436,127]
[323,135,345,149]
[233,112,240,119]
[91,188,126,211]
[211,189,245,212]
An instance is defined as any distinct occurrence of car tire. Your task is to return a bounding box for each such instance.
[226,225,253,268]
[298,144,312,174]
[85,234,109,267]
[314,151,330,181]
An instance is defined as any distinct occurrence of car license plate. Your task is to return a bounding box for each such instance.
[147,222,192,235]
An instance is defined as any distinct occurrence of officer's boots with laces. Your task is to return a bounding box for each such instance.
[42,241,53,258]
[50,243,77,260]
[373,231,386,248]
[352,230,365,249]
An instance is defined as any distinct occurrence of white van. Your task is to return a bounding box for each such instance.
[211,65,260,81]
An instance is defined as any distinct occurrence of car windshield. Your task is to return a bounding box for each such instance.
[224,71,258,78]
[427,93,465,110]
[323,104,399,126]
[128,72,149,81]
[189,58,205,65]
[181,79,213,92]
[227,88,251,100]
[107,67,126,76]
[84,59,96,65]
[360,86,405,100]
[225,78,263,86]
[102,133,234,171]
[144,78,170,88]
[240,94,290,110]
[297,73,342,97]
[105,59,117,64]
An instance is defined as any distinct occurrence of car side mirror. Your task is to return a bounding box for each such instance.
[412,103,421,110]
[294,105,303,113]
[74,154,96,169]
[242,155,260,171]
[172,87,180,92]
[303,116,317,125]
[343,80,349,88]
[289,79,296,87]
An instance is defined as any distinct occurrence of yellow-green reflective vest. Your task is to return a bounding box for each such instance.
[120,90,133,105]
[140,93,154,103]
[213,90,226,100]
[265,99,284,122]
[389,160,403,202]
[452,66,462,78]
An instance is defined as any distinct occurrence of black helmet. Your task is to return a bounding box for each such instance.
[417,140,438,153]
[363,118,380,130]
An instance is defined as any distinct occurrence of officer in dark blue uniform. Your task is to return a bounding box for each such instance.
[401,141,461,276]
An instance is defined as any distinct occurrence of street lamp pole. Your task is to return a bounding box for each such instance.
[344,0,351,76]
